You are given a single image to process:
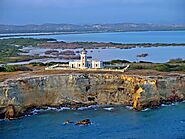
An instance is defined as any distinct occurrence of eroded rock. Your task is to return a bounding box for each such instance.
[5,104,15,120]
[0,73,184,118]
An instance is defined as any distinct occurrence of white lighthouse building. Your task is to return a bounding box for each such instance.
[69,48,103,69]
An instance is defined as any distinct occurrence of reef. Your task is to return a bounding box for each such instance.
[0,73,185,119]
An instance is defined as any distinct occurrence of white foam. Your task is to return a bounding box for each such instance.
[56,107,71,111]
[103,107,114,111]
[47,107,57,110]
[31,109,43,115]
[77,105,98,110]
[161,103,176,107]
[141,108,151,112]
[126,106,134,110]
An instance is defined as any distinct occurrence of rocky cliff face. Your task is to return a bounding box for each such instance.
[0,73,185,119]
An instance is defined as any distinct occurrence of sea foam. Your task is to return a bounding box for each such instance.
[77,105,99,110]
[103,107,114,111]
[126,106,134,110]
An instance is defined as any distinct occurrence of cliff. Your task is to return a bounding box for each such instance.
[0,73,185,119]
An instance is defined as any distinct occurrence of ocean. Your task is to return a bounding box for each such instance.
[0,103,185,139]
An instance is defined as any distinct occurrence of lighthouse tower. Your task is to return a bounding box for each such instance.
[80,48,88,68]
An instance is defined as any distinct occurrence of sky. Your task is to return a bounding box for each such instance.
[0,0,185,25]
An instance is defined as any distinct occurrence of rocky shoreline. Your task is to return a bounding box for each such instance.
[0,73,185,120]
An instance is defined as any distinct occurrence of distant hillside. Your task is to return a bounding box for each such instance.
[0,23,185,34]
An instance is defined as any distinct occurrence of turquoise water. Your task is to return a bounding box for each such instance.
[4,31,185,44]
[0,103,185,139]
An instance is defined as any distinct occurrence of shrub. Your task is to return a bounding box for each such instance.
[3,65,17,72]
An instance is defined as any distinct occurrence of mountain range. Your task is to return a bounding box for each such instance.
[0,23,185,34]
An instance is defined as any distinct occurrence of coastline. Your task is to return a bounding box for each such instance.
[0,70,185,120]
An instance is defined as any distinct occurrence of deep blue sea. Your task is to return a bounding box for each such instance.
[0,103,185,139]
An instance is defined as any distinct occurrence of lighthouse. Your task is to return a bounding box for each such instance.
[80,48,88,68]
[69,48,103,69]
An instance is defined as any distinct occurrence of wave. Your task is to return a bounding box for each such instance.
[31,107,71,115]
[161,103,176,107]
[103,107,114,111]
[77,105,99,110]
[141,108,151,112]
[125,106,134,110]
[30,105,99,115]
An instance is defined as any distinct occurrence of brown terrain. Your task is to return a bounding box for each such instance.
[39,42,185,49]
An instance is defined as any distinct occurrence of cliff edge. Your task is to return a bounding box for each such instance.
[0,72,185,119]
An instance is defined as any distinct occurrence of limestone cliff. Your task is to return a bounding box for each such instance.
[0,73,185,119]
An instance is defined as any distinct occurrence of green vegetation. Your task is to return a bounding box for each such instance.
[104,59,130,65]
[0,65,32,72]
[0,38,56,46]
[30,62,69,67]
[167,58,185,64]
[0,45,21,57]
[154,64,185,72]
[129,63,185,72]
[104,59,185,72]
[0,55,47,64]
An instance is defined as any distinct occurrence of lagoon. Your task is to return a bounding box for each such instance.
[17,46,185,64]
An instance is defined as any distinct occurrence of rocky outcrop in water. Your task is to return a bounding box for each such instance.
[0,73,185,119]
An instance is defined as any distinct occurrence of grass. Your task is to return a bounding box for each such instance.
[103,59,185,72]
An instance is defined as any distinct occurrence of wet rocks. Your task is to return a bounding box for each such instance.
[75,119,91,126]
[63,120,74,125]
[136,53,149,57]
[63,119,91,126]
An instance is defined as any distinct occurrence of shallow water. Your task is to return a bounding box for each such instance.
[14,46,185,64]
[3,31,185,44]
[1,103,185,139]
[3,31,185,65]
